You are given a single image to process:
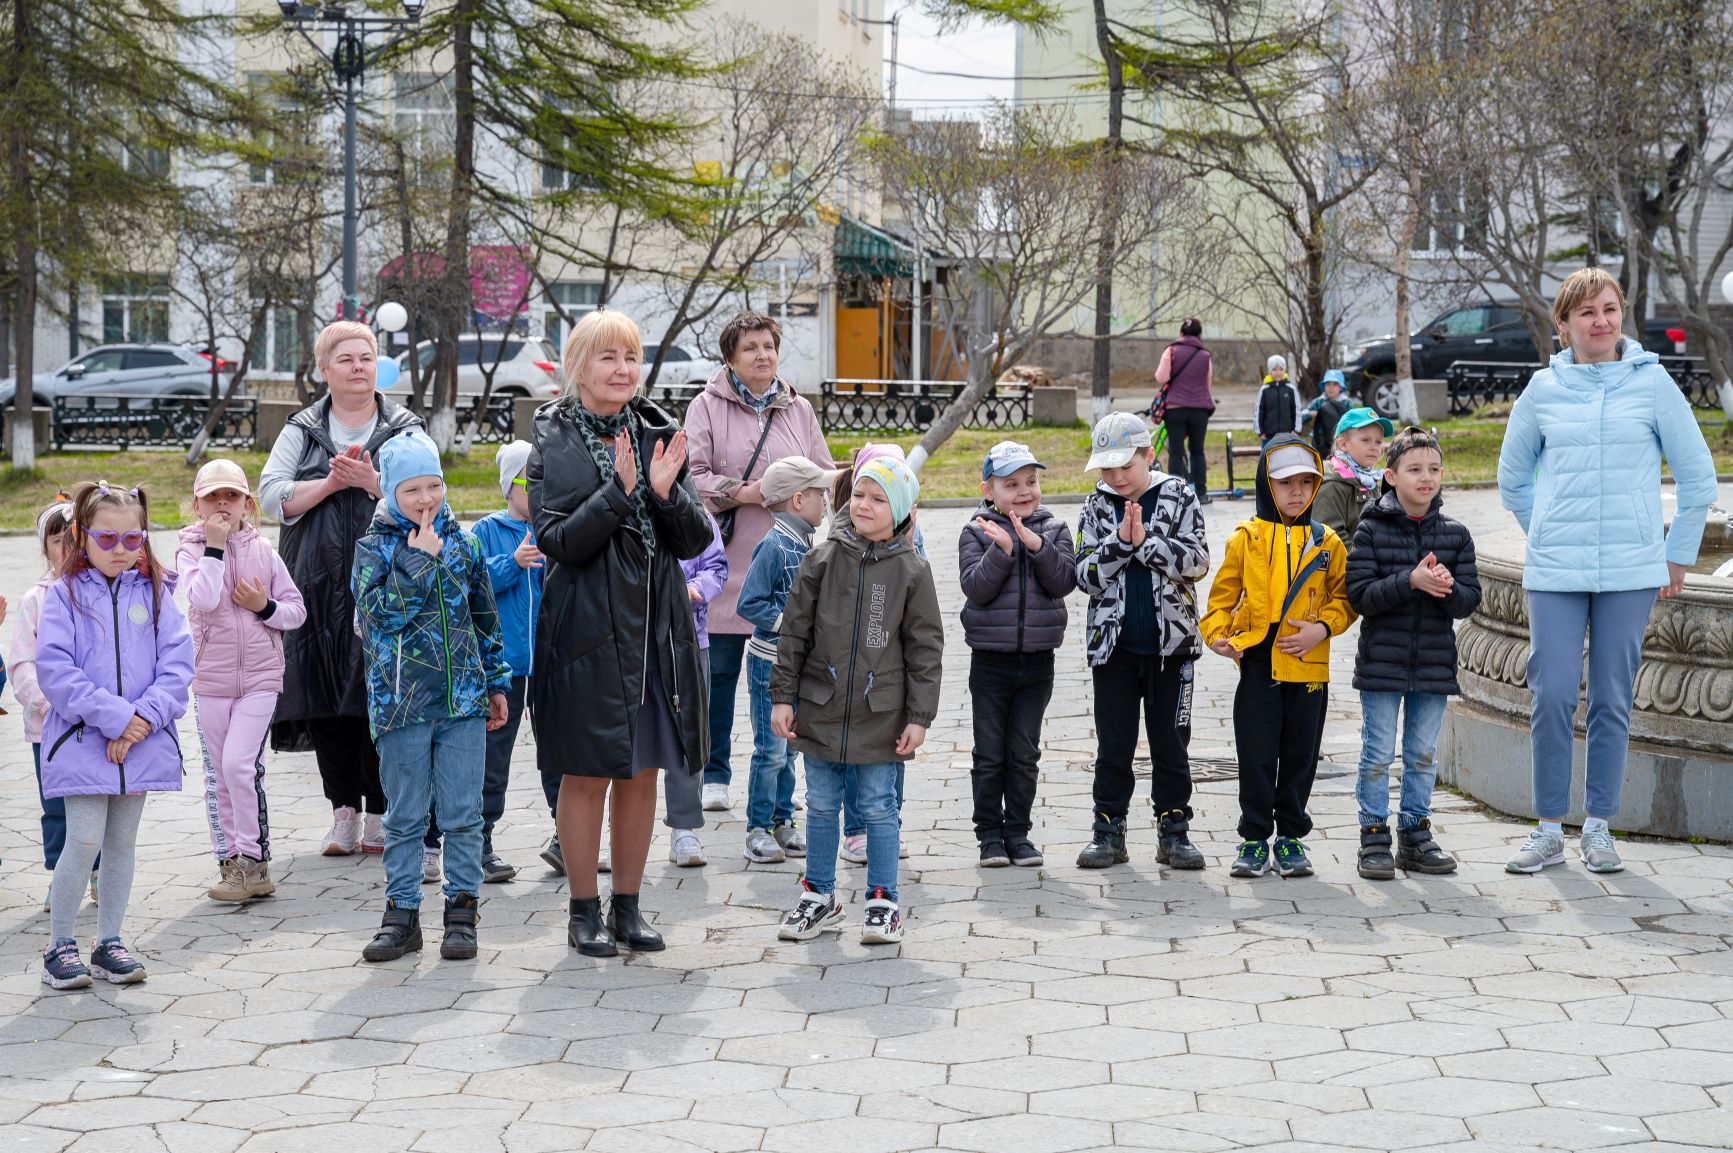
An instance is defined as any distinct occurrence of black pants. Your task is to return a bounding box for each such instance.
[1233,637,1327,841]
[1164,406,1211,494]
[969,649,1055,842]
[307,715,385,815]
[1091,647,1194,823]
[429,676,526,854]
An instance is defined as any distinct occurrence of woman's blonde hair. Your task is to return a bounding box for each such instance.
[313,320,378,369]
[1551,268,1626,347]
[561,309,644,398]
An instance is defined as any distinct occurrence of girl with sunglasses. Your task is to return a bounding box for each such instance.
[35,482,194,989]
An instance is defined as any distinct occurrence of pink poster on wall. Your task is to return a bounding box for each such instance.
[470,246,531,325]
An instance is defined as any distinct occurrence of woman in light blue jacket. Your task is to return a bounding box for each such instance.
[1497,268,1718,876]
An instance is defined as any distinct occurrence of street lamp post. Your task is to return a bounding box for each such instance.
[277,1,424,321]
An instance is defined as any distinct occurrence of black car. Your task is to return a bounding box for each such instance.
[1344,303,1686,415]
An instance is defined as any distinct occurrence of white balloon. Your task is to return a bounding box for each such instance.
[376,301,408,333]
[1721,270,1733,306]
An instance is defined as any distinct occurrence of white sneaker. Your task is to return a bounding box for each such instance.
[422,847,441,884]
[1580,826,1625,873]
[323,806,360,856]
[701,783,731,811]
[862,891,904,945]
[360,813,385,854]
[1506,827,1566,874]
[840,835,868,865]
[899,837,910,860]
[670,830,707,867]
[743,827,786,864]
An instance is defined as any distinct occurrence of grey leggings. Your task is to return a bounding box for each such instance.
[50,793,146,945]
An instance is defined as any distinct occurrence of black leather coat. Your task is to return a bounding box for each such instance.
[528,396,713,779]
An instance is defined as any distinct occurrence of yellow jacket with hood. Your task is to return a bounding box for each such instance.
[1200,434,1355,684]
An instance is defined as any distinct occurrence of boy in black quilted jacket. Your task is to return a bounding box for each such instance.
[958,441,1077,869]
[1345,427,1481,880]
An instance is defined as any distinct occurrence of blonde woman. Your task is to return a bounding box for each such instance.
[258,321,424,856]
[1497,268,1718,875]
[527,309,714,957]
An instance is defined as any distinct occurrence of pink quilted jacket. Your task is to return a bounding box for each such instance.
[175,523,308,697]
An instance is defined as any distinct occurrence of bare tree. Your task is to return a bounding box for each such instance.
[874,104,1198,469]
[644,22,879,385]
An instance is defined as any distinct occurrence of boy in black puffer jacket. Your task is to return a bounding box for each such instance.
[1345,427,1481,879]
[959,441,1077,869]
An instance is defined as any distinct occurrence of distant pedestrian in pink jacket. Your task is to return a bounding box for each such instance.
[174,460,306,906]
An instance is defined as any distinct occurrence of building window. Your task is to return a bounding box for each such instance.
[101,275,170,343]
[250,303,309,374]
[393,73,456,171]
[543,281,602,347]
[1414,181,1489,255]
[248,73,315,186]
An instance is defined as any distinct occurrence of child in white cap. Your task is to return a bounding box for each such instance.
[1254,354,1303,444]
[175,460,307,904]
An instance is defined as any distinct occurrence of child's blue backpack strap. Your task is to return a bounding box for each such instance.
[1277,523,1331,625]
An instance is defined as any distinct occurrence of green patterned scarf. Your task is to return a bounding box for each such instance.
[570,400,656,566]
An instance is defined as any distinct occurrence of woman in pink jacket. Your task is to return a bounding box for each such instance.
[174,460,307,904]
[683,311,833,811]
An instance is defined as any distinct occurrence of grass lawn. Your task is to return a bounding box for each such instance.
[0,411,1725,531]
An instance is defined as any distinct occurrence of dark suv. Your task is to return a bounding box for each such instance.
[1345,303,1685,414]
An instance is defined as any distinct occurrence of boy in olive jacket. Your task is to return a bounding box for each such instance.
[770,458,943,946]
[1201,433,1354,880]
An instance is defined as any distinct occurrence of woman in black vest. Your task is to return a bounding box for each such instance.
[258,320,423,857]
[1154,318,1215,500]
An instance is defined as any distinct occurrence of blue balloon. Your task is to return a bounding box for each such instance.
[375,358,401,389]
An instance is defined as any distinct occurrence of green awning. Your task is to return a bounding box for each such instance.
[835,216,912,279]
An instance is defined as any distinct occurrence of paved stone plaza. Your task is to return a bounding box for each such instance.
[0,493,1729,1153]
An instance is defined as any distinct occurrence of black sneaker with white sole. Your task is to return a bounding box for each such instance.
[481,853,518,883]
[861,887,904,945]
[777,882,845,941]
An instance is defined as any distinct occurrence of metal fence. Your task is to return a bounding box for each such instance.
[818,379,1031,433]
[455,394,516,443]
[1445,357,1722,415]
[52,395,259,451]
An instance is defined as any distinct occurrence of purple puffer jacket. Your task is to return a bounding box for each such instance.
[38,568,196,798]
[680,515,729,649]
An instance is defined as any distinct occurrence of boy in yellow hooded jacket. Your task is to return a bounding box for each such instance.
[1201,433,1354,878]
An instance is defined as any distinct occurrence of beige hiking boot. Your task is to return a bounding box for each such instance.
[242,857,277,899]
[207,857,250,902]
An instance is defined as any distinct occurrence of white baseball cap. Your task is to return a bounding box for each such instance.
[1266,444,1322,480]
[1085,412,1153,471]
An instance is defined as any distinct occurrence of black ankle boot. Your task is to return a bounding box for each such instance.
[1076,815,1129,869]
[567,897,617,957]
[1358,825,1396,880]
[1156,809,1206,870]
[607,892,665,952]
[362,900,422,962]
[441,892,479,960]
[1398,819,1458,874]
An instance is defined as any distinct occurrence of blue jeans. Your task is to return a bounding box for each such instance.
[704,634,747,785]
[745,655,796,830]
[1355,691,1450,829]
[845,763,905,838]
[376,718,485,908]
[1527,588,1656,821]
[805,758,899,902]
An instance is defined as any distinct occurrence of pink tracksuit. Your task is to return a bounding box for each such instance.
[176,523,306,862]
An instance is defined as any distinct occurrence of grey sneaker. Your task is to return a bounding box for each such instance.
[669,830,707,868]
[743,827,786,864]
[1506,827,1566,874]
[1579,827,1624,873]
[773,822,807,858]
[422,847,442,884]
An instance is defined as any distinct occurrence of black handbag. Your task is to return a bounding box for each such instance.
[715,408,777,545]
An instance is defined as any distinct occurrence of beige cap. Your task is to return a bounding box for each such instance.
[193,458,252,498]
[760,456,840,507]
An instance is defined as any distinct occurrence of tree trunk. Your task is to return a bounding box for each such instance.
[1391,166,1423,424]
[8,0,38,470]
[1089,0,1123,425]
[1300,204,1329,398]
[432,0,478,454]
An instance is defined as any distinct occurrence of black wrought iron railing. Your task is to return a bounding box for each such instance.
[638,383,703,423]
[52,395,259,451]
[455,394,516,443]
[1444,357,1721,415]
[819,379,1030,433]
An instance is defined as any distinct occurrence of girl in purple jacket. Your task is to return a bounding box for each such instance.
[37,483,195,990]
[175,460,306,905]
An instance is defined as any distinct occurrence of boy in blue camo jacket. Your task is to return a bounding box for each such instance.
[352,430,511,965]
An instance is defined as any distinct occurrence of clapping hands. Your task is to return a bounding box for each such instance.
[1409,552,1455,598]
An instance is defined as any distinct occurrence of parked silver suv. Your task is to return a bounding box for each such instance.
[0,343,235,409]
[391,335,563,401]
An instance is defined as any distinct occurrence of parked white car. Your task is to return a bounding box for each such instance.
[643,343,721,386]
[391,335,563,401]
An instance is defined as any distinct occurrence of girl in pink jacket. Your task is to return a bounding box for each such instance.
[174,460,306,904]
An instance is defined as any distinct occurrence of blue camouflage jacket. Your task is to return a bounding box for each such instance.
[353,504,512,738]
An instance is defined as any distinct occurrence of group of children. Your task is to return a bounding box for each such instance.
[13,379,1495,980]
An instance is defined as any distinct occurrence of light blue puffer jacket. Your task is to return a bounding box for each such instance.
[1498,340,1719,593]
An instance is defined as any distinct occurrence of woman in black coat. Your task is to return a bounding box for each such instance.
[529,310,713,958]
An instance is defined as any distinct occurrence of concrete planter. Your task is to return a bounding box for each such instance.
[1439,553,1733,839]
[1031,386,1079,427]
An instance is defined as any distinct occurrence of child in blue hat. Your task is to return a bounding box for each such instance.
[352,430,511,965]
[1314,406,1394,539]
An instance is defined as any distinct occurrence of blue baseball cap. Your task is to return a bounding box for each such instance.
[981,440,1046,480]
[1085,412,1153,470]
